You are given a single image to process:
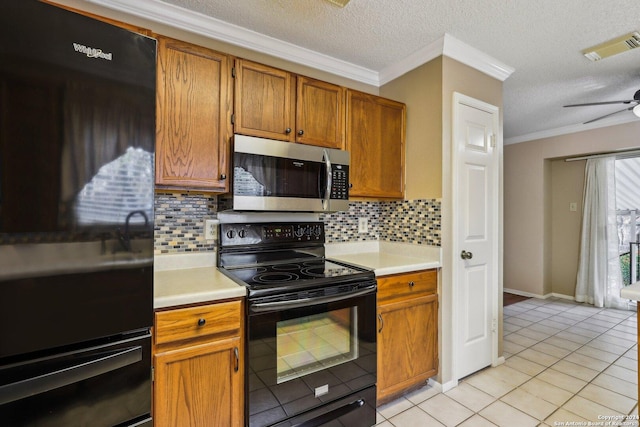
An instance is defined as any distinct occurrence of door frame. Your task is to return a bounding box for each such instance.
[450,92,503,384]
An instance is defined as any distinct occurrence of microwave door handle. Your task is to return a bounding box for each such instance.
[322,149,332,211]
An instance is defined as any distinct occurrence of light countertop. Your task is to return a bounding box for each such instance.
[153,242,441,309]
[620,282,640,302]
[154,252,245,309]
[326,241,441,276]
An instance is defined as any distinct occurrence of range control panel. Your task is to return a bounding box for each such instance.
[220,222,325,247]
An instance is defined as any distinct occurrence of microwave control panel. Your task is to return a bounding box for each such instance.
[331,165,349,200]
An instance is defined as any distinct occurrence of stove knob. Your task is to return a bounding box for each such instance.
[294,226,304,238]
[313,225,321,236]
[238,229,246,238]
[226,230,235,239]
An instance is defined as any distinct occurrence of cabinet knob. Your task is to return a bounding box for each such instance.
[197,318,206,326]
[409,281,415,287]
[297,129,304,136]
[285,128,292,134]
[220,174,226,180]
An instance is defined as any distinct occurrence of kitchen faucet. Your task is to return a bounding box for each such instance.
[117,210,149,252]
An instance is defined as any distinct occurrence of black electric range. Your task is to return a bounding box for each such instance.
[217,221,378,427]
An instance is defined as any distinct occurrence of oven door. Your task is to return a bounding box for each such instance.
[247,287,376,427]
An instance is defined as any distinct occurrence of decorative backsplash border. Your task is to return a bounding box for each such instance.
[153,194,441,254]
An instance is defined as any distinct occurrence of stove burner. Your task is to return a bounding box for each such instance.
[272,263,302,271]
[253,272,300,283]
[300,267,326,277]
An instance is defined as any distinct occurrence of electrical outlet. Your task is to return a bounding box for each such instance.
[569,202,578,212]
[358,217,368,233]
[204,219,219,241]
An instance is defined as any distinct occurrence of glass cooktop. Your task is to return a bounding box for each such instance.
[224,258,369,289]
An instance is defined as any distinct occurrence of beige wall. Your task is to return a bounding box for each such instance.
[504,121,640,297]
[380,58,443,199]
[48,0,378,93]
[550,159,585,297]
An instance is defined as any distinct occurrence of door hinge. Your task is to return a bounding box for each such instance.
[489,134,496,148]
[151,366,154,382]
[492,319,497,333]
[231,67,236,78]
[231,113,235,124]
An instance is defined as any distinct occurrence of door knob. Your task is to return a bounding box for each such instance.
[460,250,473,260]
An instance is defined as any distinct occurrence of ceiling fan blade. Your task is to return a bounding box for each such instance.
[564,99,637,107]
[583,106,635,124]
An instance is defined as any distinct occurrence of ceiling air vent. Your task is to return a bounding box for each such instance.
[582,31,640,61]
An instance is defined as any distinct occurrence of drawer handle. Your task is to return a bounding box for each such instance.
[409,281,415,288]
[378,314,384,333]
[197,318,206,327]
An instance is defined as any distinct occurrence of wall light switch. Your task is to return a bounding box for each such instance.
[205,219,219,241]
[569,202,578,212]
[358,217,368,233]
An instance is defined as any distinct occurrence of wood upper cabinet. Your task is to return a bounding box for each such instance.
[346,90,405,198]
[153,299,244,427]
[155,36,232,192]
[295,76,345,148]
[377,270,438,405]
[234,59,345,148]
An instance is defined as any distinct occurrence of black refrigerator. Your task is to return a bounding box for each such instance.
[0,2,156,425]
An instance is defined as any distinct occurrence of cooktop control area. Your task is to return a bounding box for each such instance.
[220,222,324,246]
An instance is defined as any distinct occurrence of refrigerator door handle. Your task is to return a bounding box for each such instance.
[0,345,142,405]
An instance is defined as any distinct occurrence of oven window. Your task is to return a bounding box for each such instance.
[276,307,358,384]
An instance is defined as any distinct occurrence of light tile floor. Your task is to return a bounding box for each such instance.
[375,297,638,427]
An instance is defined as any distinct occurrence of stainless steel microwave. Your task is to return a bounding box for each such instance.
[232,134,350,212]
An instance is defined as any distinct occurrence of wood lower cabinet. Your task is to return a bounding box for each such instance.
[155,36,232,192]
[234,59,345,148]
[153,299,244,427]
[377,270,438,404]
[346,90,405,198]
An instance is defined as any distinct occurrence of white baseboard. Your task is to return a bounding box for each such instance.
[550,293,576,301]
[503,288,549,299]
[493,356,505,367]
[437,379,458,393]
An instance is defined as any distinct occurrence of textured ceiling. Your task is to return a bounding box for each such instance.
[95,0,640,143]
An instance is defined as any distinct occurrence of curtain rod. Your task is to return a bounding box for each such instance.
[565,148,640,162]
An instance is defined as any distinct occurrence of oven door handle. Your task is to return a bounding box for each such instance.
[0,345,142,405]
[249,285,376,313]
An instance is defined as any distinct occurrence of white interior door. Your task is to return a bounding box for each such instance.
[453,93,500,380]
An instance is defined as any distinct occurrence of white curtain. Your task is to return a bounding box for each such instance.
[575,157,628,309]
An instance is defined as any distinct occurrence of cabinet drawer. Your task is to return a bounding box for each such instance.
[377,270,436,302]
[155,300,242,346]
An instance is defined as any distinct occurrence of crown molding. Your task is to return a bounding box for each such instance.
[88,0,514,87]
[378,36,445,85]
[442,34,514,82]
[87,0,379,85]
[504,114,640,145]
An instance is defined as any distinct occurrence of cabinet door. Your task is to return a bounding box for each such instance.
[234,59,295,141]
[377,294,438,404]
[154,337,243,427]
[346,90,405,198]
[155,37,232,191]
[296,76,345,148]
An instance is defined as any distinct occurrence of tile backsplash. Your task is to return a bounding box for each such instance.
[154,193,441,254]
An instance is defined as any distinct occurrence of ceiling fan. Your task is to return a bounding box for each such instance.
[564,89,640,124]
